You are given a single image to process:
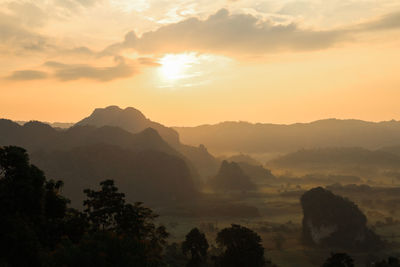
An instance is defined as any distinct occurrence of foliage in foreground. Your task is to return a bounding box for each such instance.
[0,145,275,267]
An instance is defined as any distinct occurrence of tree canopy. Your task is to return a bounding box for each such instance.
[0,146,69,266]
[215,224,265,267]
[322,253,354,267]
[182,227,209,267]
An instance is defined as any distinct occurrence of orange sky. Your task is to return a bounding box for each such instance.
[1,0,400,126]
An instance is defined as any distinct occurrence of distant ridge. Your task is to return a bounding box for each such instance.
[269,146,400,172]
[16,121,74,129]
[174,118,400,155]
[0,119,176,155]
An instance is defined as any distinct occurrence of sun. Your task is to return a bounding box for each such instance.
[156,52,231,88]
[158,53,197,81]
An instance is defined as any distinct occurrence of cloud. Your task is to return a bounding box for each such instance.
[358,11,400,31]
[44,57,136,82]
[6,1,48,28]
[138,57,161,66]
[0,10,99,57]
[103,8,345,56]
[4,6,400,84]
[5,70,48,81]
[0,12,49,54]
[53,0,103,12]
[103,8,400,57]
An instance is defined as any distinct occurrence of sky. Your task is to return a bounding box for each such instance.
[1,0,400,126]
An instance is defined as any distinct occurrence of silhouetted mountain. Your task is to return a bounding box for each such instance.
[301,187,382,250]
[0,119,176,154]
[76,105,180,147]
[236,162,276,184]
[16,120,74,129]
[179,144,219,179]
[221,154,274,184]
[174,119,400,154]
[0,119,198,206]
[269,147,400,174]
[225,154,261,166]
[209,161,256,192]
[76,106,219,179]
[32,145,197,207]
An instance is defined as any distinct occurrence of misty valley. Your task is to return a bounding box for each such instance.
[1,106,400,266]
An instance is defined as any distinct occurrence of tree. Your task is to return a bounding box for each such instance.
[116,202,169,252]
[375,257,400,267]
[78,180,169,265]
[0,146,46,220]
[83,179,125,231]
[322,253,354,267]
[42,179,71,248]
[0,147,170,267]
[182,228,209,267]
[164,243,187,267]
[83,180,168,245]
[215,224,265,267]
[46,231,155,267]
[0,146,70,266]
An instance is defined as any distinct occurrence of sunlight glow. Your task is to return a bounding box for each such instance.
[159,53,199,81]
[156,52,233,89]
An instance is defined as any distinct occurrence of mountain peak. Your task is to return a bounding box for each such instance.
[76,106,180,147]
[102,105,122,111]
[210,160,256,192]
[91,105,146,119]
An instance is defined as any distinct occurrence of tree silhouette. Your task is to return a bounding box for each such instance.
[71,179,169,266]
[0,146,171,266]
[375,257,400,267]
[164,242,188,267]
[116,202,169,258]
[322,253,354,267]
[83,179,125,231]
[215,224,265,267]
[182,227,209,267]
[0,146,69,266]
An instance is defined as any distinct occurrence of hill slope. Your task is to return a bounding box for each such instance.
[0,119,198,206]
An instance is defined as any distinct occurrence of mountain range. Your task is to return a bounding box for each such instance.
[5,107,400,206]
[174,119,400,156]
[0,115,201,206]
[77,106,219,179]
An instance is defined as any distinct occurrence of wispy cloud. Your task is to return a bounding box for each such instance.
[44,57,135,82]
[5,70,48,81]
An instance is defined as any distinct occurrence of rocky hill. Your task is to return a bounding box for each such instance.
[301,187,382,250]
